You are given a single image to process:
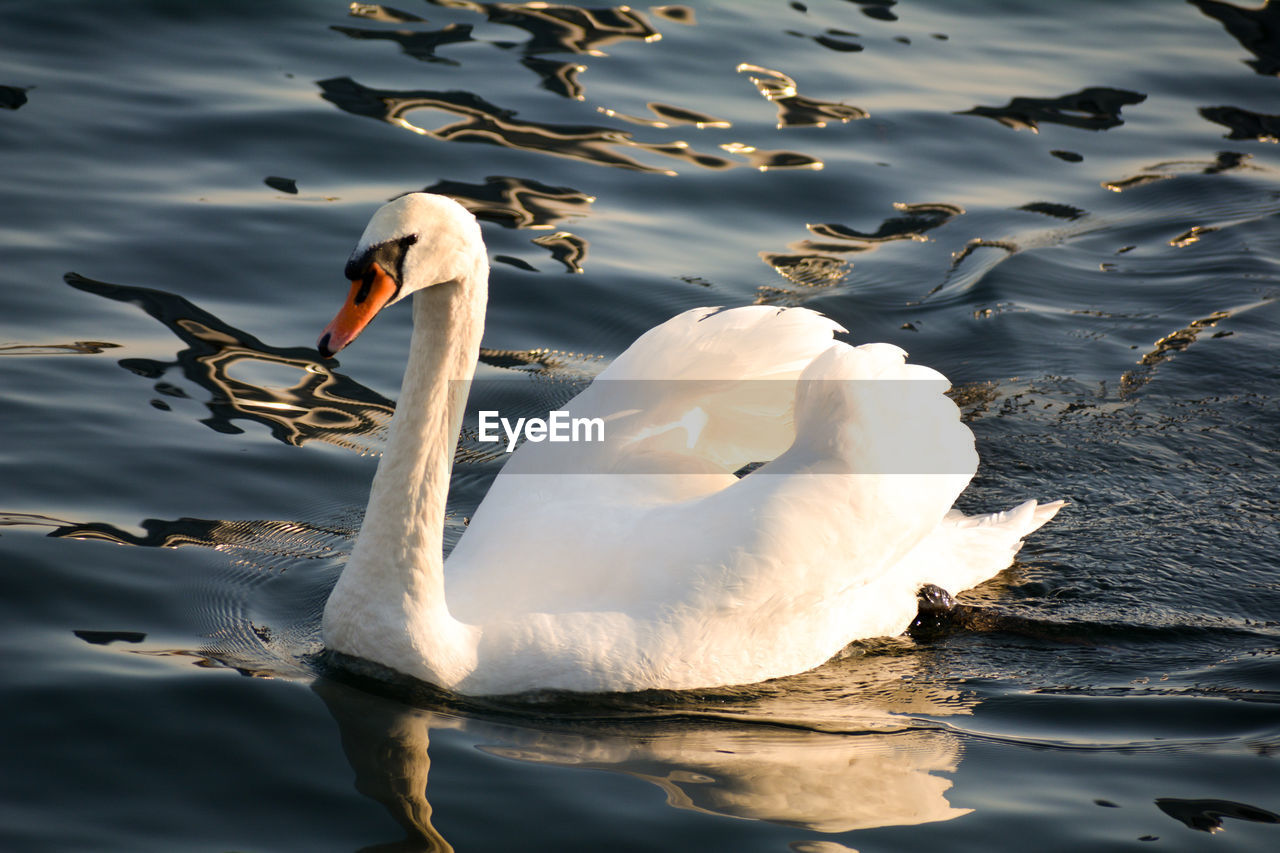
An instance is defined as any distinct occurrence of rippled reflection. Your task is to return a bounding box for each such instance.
[337,2,673,98]
[1200,105,1280,142]
[348,3,425,24]
[1018,201,1086,221]
[331,20,474,65]
[651,5,695,26]
[720,141,823,171]
[425,175,594,271]
[320,76,691,174]
[1120,310,1230,396]
[65,272,394,452]
[315,648,975,849]
[806,202,965,251]
[1,510,347,562]
[759,253,850,294]
[960,87,1147,132]
[1101,151,1254,191]
[1191,0,1280,77]
[598,101,731,128]
[64,271,608,463]
[424,0,660,56]
[0,340,119,355]
[427,174,593,228]
[0,84,28,110]
[319,76,818,174]
[520,55,586,99]
[848,0,898,22]
[737,63,868,128]
[1155,797,1280,833]
[758,203,964,302]
[530,230,588,272]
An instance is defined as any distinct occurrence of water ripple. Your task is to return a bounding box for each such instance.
[757,202,966,302]
[424,0,661,56]
[598,101,731,129]
[1102,150,1256,192]
[347,3,425,24]
[521,55,587,99]
[319,76,688,173]
[959,87,1147,133]
[0,84,28,110]
[736,63,868,128]
[0,340,119,355]
[1156,797,1280,833]
[1191,0,1280,77]
[1200,104,1280,142]
[331,21,474,65]
[425,174,594,228]
[65,272,394,453]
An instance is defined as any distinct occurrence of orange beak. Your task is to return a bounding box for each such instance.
[317,262,399,358]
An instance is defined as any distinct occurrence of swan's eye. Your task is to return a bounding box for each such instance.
[345,233,419,289]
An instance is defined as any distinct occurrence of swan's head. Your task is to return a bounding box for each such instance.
[318,193,485,358]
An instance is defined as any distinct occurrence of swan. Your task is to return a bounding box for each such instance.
[317,192,1062,696]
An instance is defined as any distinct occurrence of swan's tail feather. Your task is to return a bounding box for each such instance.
[1028,499,1066,533]
[903,499,1065,596]
[952,498,1065,534]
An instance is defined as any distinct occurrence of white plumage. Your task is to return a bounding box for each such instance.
[319,193,1062,696]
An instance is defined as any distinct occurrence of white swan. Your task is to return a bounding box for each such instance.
[318,193,1062,696]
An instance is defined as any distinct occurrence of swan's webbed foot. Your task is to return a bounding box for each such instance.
[916,583,957,615]
[908,583,965,641]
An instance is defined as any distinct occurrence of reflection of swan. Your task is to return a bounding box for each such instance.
[487,724,968,833]
[314,648,975,849]
[318,193,1061,696]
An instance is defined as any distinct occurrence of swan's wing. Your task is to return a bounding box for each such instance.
[507,306,848,476]
[451,331,976,631]
[657,338,980,617]
[597,306,846,382]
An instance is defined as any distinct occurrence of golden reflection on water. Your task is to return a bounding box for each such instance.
[426,175,596,270]
[598,101,731,129]
[1101,151,1254,192]
[736,64,869,129]
[347,3,425,24]
[425,175,594,230]
[325,7,849,177]
[315,646,975,849]
[319,76,825,176]
[0,340,119,355]
[62,272,606,455]
[320,76,682,175]
[2,510,348,561]
[425,0,662,56]
[757,203,965,303]
[65,272,395,453]
[530,230,588,273]
[1120,310,1232,397]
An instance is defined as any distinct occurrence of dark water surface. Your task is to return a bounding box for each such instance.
[3,1,1279,850]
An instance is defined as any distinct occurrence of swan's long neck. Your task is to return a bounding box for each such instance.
[324,269,486,688]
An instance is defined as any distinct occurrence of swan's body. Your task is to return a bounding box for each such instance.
[319,193,1062,696]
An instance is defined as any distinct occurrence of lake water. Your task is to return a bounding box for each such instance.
[2,1,1279,850]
